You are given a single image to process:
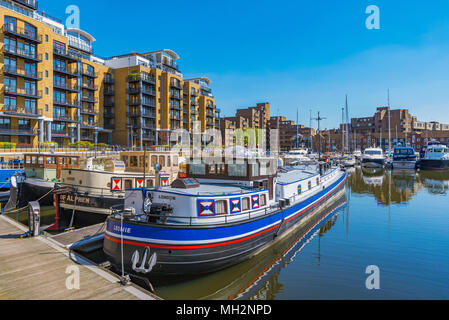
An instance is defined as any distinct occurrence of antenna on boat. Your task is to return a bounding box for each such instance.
[313,112,326,161]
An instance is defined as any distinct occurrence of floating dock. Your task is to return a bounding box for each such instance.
[0,215,160,300]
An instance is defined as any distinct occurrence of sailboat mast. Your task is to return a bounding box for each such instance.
[388,89,392,150]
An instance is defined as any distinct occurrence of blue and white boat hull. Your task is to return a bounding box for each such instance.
[103,172,347,276]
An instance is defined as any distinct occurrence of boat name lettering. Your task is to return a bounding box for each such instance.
[113,225,131,234]
[159,195,176,200]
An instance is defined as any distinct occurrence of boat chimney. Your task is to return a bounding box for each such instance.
[154,163,162,189]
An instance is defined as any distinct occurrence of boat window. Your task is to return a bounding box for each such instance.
[59,157,65,165]
[124,179,133,189]
[308,181,312,190]
[189,163,206,175]
[151,155,157,167]
[208,164,216,174]
[31,156,37,164]
[260,194,266,207]
[316,178,320,186]
[46,157,56,165]
[147,179,154,187]
[250,162,260,177]
[228,163,247,177]
[38,156,44,165]
[172,156,178,166]
[25,157,31,164]
[130,156,138,167]
[159,156,165,167]
[217,164,225,174]
[260,161,268,176]
[242,197,250,211]
[215,200,228,215]
[297,185,302,195]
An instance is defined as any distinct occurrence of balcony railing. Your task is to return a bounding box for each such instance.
[82,70,99,78]
[3,106,42,117]
[53,114,78,122]
[128,73,156,84]
[82,83,98,91]
[104,88,115,95]
[54,66,80,77]
[142,88,156,96]
[81,95,98,103]
[53,82,80,92]
[4,44,42,61]
[52,130,71,137]
[142,100,156,107]
[53,98,81,108]
[104,77,115,84]
[81,121,99,128]
[81,108,98,115]
[4,65,43,80]
[0,127,37,136]
[170,94,182,100]
[13,0,38,9]
[53,48,80,61]
[170,82,183,90]
[3,24,42,43]
[104,100,115,107]
[4,86,42,98]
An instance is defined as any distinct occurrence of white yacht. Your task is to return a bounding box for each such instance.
[361,148,385,168]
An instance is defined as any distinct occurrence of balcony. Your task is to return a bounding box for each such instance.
[128,74,156,84]
[104,112,115,118]
[54,66,80,77]
[127,87,141,95]
[53,82,80,92]
[141,110,156,119]
[4,86,42,99]
[142,88,156,96]
[82,83,98,91]
[128,100,141,106]
[53,114,78,122]
[81,121,99,129]
[4,44,42,62]
[81,107,98,116]
[52,130,71,137]
[53,48,80,62]
[104,77,115,85]
[142,100,156,108]
[104,88,115,96]
[170,82,183,90]
[2,106,43,118]
[53,98,81,108]
[104,100,115,107]
[82,70,99,78]
[81,95,98,103]
[3,24,42,43]
[170,94,182,100]
[81,134,95,141]
[13,0,39,9]
[141,123,156,130]
[4,65,42,81]
[0,126,37,136]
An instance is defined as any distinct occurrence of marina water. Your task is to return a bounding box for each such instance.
[5,167,449,300]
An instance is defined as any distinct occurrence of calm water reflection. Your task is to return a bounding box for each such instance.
[154,168,449,300]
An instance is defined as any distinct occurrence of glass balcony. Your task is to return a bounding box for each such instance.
[3,24,42,43]
[4,44,42,62]
[4,65,42,80]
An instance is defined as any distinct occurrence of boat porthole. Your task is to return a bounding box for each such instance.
[168,250,172,254]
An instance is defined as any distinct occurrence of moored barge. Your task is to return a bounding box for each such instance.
[103,156,347,277]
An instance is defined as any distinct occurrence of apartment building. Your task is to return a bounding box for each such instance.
[1,0,108,147]
[269,116,315,151]
[102,53,220,149]
[1,1,220,148]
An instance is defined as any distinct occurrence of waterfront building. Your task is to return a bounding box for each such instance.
[0,1,219,149]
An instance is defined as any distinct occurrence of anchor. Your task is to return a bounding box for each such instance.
[131,247,157,274]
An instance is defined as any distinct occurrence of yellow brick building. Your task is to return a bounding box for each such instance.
[1,0,220,148]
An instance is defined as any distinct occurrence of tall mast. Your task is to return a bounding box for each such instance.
[388,89,392,150]
[341,107,345,155]
[345,95,350,153]
[296,108,299,149]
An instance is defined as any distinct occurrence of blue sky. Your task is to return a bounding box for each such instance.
[41,0,449,129]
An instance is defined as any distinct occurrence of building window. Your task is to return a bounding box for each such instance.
[260,194,266,207]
